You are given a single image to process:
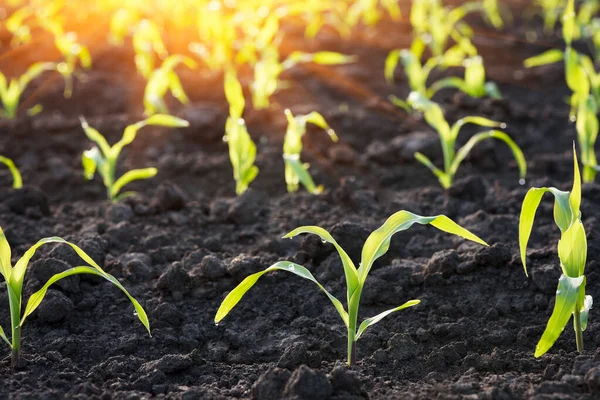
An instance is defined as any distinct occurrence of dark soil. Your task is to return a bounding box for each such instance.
[1,4,600,399]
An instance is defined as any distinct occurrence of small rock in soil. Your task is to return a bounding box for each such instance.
[140,354,192,374]
[585,367,600,392]
[30,258,80,293]
[6,186,50,216]
[329,366,365,397]
[425,249,459,278]
[36,290,74,323]
[157,262,191,296]
[107,202,134,223]
[387,333,418,361]
[284,365,333,400]
[227,254,263,281]
[473,243,512,268]
[121,253,154,280]
[448,175,488,202]
[153,302,183,327]
[531,264,561,294]
[197,255,227,280]
[277,342,310,369]
[253,368,291,400]
[227,189,267,225]
[152,182,188,211]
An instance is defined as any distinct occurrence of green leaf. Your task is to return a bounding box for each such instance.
[385,50,401,83]
[519,186,573,276]
[283,226,359,299]
[450,130,527,182]
[535,274,584,357]
[0,227,12,280]
[524,49,564,68]
[215,261,349,327]
[225,69,245,119]
[355,299,420,340]
[562,0,576,45]
[111,168,158,199]
[579,295,593,331]
[21,266,150,335]
[303,112,338,142]
[0,324,10,348]
[569,145,581,220]
[414,152,450,188]
[82,147,102,181]
[79,117,111,157]
[358,211,488,282]
[225,117,258,195]
[142,114,190,128]
[558,220,587,278]
[449,116,505,142]
[283,155,322,194]
[19,62,56,89]
[0,156,23,189]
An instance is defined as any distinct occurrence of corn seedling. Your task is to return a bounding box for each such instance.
[0,62,56,119]
[143,55,197,116]
[224,69,259,195]
[283,109,338,194]
[52,28,92,99]
[0,157,23,189]
[5,6,33,46]
[252,46,355,110]
[0,227,150,369]
[81,114,189,201]
[405,93,526,189]
[215,210,488,365]
[133,19,168,79]
[519,147,591,357]
[109,8,141,46]
[386,40,500,109]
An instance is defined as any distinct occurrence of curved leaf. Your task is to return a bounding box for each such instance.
[524,49,564,68]
[225,69,245,119]
[450,130,526,182]
[535,274,584,357]
[283,155,322,194]
[215,261,349,327]
[283,226,358,297]
[21,266,150,335]
[414,152,450,188]
[579,295,593,331]
[0,324,10,348]
[449,116,505,142]
[111,168,158,199]
[0,227,12,280]
[0,156,23,189]
[355,299,420,340]
[358,211,487,282]
[385,50,401,83]
[557,220,587,278]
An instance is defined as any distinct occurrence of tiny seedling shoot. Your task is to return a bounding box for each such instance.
[519,146,592,357]
[406,92,527,189]
[143,55,197,116]
[0,156,22,189]
[81,114,189,201]
[0,227,150,369]
[0,62,56,119]
[224,69,259,195]
[215,210,488,365]
[283,109,338,194]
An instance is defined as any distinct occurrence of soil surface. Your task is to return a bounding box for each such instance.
[1,3,600,399]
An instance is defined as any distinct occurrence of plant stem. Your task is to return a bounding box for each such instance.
[574,307,584,353]
[347,328,356,366]
[11,326,20,370]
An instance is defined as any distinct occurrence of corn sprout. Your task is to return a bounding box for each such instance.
[0,63,56,119]
[519,147,591,357]
[283,109,338,194]
[216,210,488,365]
[81,114,189,201]
[143,55,197,116]
[0,157,23,189]
[0,227,150,369]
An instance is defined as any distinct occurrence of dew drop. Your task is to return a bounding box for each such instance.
[519,178,526,186]
[321,239,327,244]
[570,115,577,122]
[500,123,507,129]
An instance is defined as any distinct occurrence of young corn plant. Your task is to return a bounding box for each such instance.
[133,19,168,79]
[46,22,92,99]
[0,62,56,119]
[0,227,150,369]
[143,55,197,116]
[407,93,526,189]
[215,210,488,365]
[519,147,591,357]
[252,46,355,110]
[0,156,23,189]
[283,109,338,194]
[81,114,189,201]
[224,69,259,195]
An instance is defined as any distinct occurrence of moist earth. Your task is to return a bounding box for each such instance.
[0,6,599,400]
